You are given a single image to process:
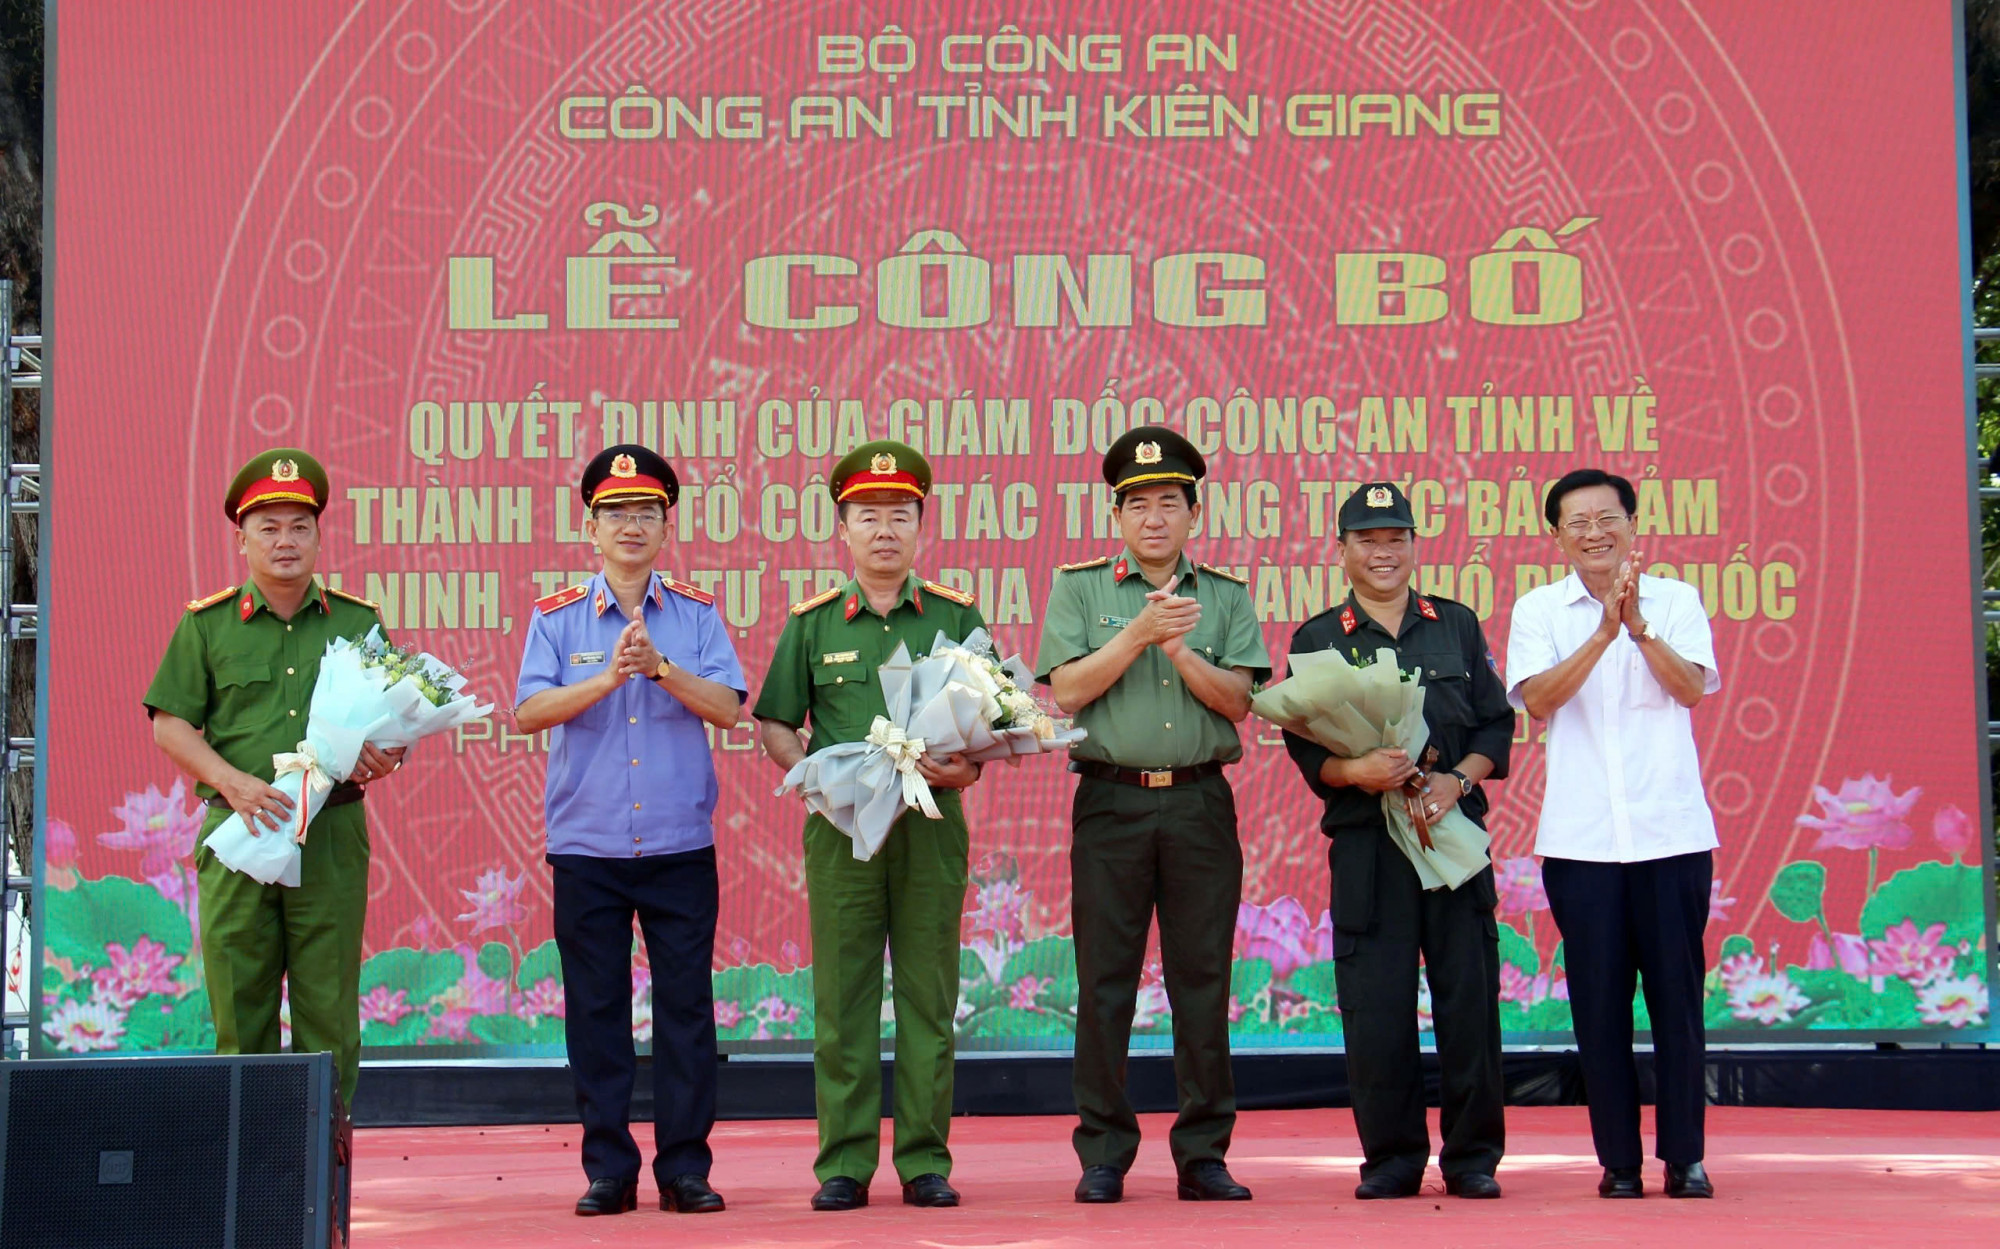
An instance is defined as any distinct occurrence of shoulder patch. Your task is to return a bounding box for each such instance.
[185,585,238,613]
[1197,562,1248,585]
[1056,556,1110,573]
[662,576,715,606]
[921,578,976,607]
[790,586,842,616]
[326,584,380,611]
[534,583,590,615]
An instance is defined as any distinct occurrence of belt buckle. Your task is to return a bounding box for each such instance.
[1140,769,1173,788]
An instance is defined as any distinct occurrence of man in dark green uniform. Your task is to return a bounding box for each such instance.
[1034,426,1270,1205]
[145,448,403,1110]
[1280,481,1511,1200]
[754,440,987,1212]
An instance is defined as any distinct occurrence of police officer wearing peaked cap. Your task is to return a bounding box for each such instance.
[1281,481,1512,1200]
[514,443,748,1217]
[1034,426,1272,1204]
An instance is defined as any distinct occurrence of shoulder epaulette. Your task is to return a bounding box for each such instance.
[185,586,237,613]
[1197,562,1248,584]
[790,586,842,616]
[1055,556,1110,573]
[326,584,380,611]
[662,576,714,606]
[534,583,590,614]
[921,578,976,607]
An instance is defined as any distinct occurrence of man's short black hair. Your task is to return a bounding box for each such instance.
[1114,483,1199,510]
[1544,468,1637,528]
[836,498,925,523]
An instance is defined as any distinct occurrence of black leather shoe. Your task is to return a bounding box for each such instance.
[1074,1165,1124,1204]
[661,1173,725,1213]
[1177,1160,1252,1201]
[1598,1167,1644,1198]
[901,1173,960,1207]
[1355,1173,1422,1200]
[1664,1162,1713,1198]
[574,1177,637,1216]
[810,1176,869,1211]
[1445,1172,1502,1199]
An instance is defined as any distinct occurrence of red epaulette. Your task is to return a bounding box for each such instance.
[535,583,590,614]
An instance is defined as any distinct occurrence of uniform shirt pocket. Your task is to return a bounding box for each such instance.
[1412,654,1474,726]
[213,659,271,689]
[1625,648,1672,709]
[811,660,874,689]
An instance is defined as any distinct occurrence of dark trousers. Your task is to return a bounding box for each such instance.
[1330,834,1505,1185]
[1542,851,1712,1169]
[1070,773,1241,1174]
[550,847,719,1184]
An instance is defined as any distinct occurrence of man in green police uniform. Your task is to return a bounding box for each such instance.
[754,440,987,1212]
[1280,481,1511,1200]
[1034,426,1271,1205]
[145,448,404,1110]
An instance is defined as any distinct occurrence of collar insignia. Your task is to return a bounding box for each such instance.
[1339,605,1357,634]
[843,593,861,621]
[1417,596,1439,621]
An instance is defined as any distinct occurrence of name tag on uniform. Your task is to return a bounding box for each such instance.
[569,651,606,666]
[1098,614,1132,628]
[821,650,860,665]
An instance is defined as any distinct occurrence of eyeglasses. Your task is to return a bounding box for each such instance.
[1560,514,1631,538]
[597,509,665,530]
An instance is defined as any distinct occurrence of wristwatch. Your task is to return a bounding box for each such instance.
[652,658,674,683]
[1448,767,1473,797]
[1631,620,1658,643]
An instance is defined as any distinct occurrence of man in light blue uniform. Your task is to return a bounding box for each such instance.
[514,445,748,1218]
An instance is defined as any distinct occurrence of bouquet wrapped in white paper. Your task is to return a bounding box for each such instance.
[204,627,493,887]
[1252,646,1490,890]
[779,628,1086,860]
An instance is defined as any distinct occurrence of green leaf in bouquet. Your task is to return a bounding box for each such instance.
[1496,920,1539,978]
[359,947,466,1005]
[44,876,193,971]
[517,939,562,990]
[1859,861,1985,945]
[1767,861,1827,925]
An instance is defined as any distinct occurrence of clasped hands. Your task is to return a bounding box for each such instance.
[1596,550,1649,641]
[1127,574,1201,657]
[610,614,665,682]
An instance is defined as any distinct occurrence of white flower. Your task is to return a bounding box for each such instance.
[1916,975,1989,1028]
[44,999,127,1052]
[1728,971,1810,1025]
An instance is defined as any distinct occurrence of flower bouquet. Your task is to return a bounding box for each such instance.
[1252,646,1489,890]
[778,628,1086,860]
[204,627,493,887]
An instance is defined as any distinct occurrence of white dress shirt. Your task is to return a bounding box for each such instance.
[1505,572,1722,863]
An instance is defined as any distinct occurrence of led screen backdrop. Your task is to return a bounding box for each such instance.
[37,0,1996,1057]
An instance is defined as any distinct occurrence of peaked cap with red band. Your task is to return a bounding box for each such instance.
[1103,425,1204,497]
[581,443,680,510]
[830,439,931,503]
[225,448,329,522]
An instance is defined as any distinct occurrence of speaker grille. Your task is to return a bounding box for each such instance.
[234,1062,312,1248]
[2,1062,233,1249]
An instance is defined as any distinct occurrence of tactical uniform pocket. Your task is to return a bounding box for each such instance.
[1414,658,1474,726]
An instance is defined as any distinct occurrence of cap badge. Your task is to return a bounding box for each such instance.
[610,453,638,478]
[271,459,300,483]
[1134,441,1163,465]
[1366,485,1392,508]
[870,452,897,474]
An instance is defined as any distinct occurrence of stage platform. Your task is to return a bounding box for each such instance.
[352,1106,1999,1247]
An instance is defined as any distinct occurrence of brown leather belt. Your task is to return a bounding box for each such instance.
[1070,759,1225,789]
[207,781,365,810]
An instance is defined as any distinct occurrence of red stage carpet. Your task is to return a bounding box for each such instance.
[352,1106,1999,1247]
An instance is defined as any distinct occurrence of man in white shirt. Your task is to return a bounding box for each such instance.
[1505,469,1720,1201]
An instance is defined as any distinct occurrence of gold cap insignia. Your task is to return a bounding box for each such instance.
[610,453,638,478]
[1134,441,1163,465]
[1366,485,1393,508]
[870,452,897,474]
[271,459,300,482]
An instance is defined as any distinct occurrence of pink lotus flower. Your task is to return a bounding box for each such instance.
[43,999,126,1052]
[45,818,77,870]
[1795,774,1919,851]
[516,977,565,1020]
[1708,880,1737,924]
[1932,805,1976,861]
[1234,897,1332,982]
[407,914,442,950]
[632,962,652,1002]
[359,986,413,1026]
[1728,970,1810,1025]
[1227,994,1247,1023]
[758,994,800,1025]
[966,880,1030,944]
[728,936,751,963]
[1008,974,1052,1011]
[427,1008,473,1042]
[1807,932,1871,978]
[966,935,1011,985]
[1132,962,1172,1029]
[1717,953,1765,991]
[1915,975,1989,1028]
[433,945,509,1019]
[1494,857,1549,917]
[779,940,802,969]
[1867,920,1955,986]
[98,780,203,877]
[90,937,184,1008]
[454,868,529,934]
[714,999,744,1028]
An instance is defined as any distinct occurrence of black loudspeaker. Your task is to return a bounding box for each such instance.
[0,1052,347,1249]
